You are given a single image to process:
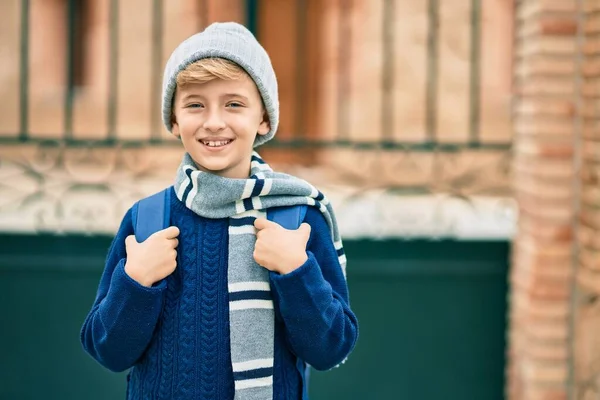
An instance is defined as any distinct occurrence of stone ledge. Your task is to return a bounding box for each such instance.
[0,145,514,240]
[0,183,517,240]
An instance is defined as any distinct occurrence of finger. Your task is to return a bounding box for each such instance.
[298,223,311,239]
[170,238,179,248]
[253,250,267,269]
[125,235,137,248]
[253,250,260,264]
[254,218,279,230]
[159,226,180,239]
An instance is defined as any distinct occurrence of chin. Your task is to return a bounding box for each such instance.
[197,160,232,173]
[199,162,230,173]
[206,166,230,174]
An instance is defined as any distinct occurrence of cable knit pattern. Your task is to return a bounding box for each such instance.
[175,203,198,399]
[198,219,224,398]
[157,227,183,399]
[130,365,142,397]
[143,328,161,395]
[135,349,149,395]
[80,191,358,400]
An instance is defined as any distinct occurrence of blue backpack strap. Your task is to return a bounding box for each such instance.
[267,205,307,230]
[133,187,172,242]
[267,204,310,398]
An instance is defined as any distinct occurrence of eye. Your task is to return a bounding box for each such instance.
[186,103,203,109]
[226,102,243,108]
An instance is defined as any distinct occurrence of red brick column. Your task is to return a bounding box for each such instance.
[509,0,578,399]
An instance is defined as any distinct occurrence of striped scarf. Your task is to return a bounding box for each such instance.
[174,152,346,399]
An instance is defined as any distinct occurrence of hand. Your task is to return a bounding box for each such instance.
[124,226,180,287]
[253,218,311,274]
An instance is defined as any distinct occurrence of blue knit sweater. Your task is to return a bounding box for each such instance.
[80,188,358,399]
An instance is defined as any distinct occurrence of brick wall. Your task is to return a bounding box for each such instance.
[510,0,577,399]
[510,0,600,398]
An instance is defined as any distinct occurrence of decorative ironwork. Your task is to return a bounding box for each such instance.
[0,144,514,237]
[0,145,171,234]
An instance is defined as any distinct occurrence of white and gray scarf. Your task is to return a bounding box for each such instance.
[174,152,346,399]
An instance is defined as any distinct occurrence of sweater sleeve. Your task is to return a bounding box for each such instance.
[80,206,167,372]
[269,206,359,371]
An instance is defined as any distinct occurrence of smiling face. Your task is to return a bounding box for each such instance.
[171,59,270,179]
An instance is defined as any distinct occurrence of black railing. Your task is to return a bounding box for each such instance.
[3,0,511,152]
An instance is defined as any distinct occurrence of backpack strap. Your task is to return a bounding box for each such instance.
[267,204,310,397]
[133,200,310,394]
[133,187,172,242]
[267,205,307,230]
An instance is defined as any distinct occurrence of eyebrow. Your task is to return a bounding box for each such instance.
[222,93,250,102]
[180,94,203,102]
[179,93,251,103]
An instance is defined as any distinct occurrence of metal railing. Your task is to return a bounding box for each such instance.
[0,0,511,152]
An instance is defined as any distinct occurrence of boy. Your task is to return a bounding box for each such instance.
[80,22,358,400]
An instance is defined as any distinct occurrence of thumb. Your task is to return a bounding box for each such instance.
[297,223,311,240]
[155,226,180,240]
[254,218,279,230]
[125,235,138,248]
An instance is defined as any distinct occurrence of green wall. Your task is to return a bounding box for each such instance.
[0,234,508,399]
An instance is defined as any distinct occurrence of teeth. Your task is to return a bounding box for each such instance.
[202,140,231,147]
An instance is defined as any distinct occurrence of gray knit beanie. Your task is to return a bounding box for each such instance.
[161,22,279,147]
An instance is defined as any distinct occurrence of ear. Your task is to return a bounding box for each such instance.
[171,121,181,138]
[257,112,270,136]
[171,117,181,138]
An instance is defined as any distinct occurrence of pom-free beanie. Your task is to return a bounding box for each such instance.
[161,22,279,147]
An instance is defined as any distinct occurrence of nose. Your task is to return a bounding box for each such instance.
[203,109,226,132]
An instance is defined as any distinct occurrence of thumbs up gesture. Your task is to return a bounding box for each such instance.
[253,218,311,275]
[124,226,180,287]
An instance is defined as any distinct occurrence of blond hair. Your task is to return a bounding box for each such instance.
[176,58,247,86]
